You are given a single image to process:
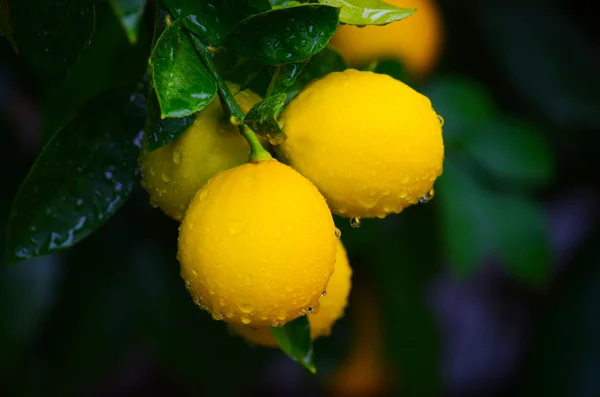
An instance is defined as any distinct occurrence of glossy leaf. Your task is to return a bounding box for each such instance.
[283,47,346,103]
[469,119,554,187]
[145,88,195,152]
[436,158,495,277]
[244,93,287,145]
[270,316,316,374]
[10,0,95,95]
[268,60,310,96]
[319,0,415,25]
[5,88,146,265]
[109,0,146,44]
[225,4,340,65]
[164,0,270,46]
[0,1,17,51]
[150,19,216,118]
[42,3,150,140]
[492,194,549,286]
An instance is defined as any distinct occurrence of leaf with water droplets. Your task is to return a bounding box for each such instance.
[109,0,146,44]
[243,93,287,145]
[318,0,415,25]
[10,0,96,95]
[225,4,340,65]
[164,0,271,46]
[270,316,316,374]
[150,18,217,118]
[145,88,195,152]
[5,87,146,265]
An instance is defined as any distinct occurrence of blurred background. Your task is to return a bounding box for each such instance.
[1,0,600,396]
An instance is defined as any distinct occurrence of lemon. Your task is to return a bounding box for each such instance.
[139,86,261,221]
[280,69,444,219]
[232,239,352,346]
[178,159,337,327]
[329,0,443,77]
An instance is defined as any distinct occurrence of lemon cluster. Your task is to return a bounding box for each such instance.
[139,67,443,345]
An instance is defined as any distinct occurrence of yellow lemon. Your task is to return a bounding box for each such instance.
[231,239,352,346]
[139,87,261,221]
[329,0,444,77]
[280,69,444,219]
[178,160,337,327]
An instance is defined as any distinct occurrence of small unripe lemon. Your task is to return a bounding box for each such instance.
[329,0,443,77]
[231,239,352,346]
[280,69,444,219]
[139,86,261,221]
[178,160,337,327]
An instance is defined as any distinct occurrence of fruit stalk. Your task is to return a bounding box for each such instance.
[185,30,272,163]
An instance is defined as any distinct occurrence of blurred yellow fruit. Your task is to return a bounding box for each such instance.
[329,0,443,77]
[232,239,352,346]
[178,160,337,327]
[139,86,261,221]
[326,283,395,397]
[281,69,444,219]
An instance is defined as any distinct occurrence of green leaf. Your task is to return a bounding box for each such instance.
[109,0,146,44]
[150,19,216,118]
[42,3,150,141]
[270,316,316,374]
[423,76,497,145]
[436,158,495,277]
[492,194,549,286]
[244,93,287,145]
[5,88,146,265]
[213,51,266,91]
[268,60,310,96]
[10,0,96,95]
[145,88,195,152]
[164,0,271,46]
[469,119,554,187]
[318,0,415,25]
[225,4,339,65]
[283,47,346,103]
[0,1,17,52]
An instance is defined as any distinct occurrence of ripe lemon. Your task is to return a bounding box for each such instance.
[139,86,261,221]
[178,160,337,327]
[231,239,352,346]
[280,69,444,219]
[329,0,443,77]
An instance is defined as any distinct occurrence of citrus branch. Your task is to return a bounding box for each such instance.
[185,29,272,163]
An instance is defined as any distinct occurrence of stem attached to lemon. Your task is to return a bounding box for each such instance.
[185,29,272,163]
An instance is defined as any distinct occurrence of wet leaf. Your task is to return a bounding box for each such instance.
[244,93,287,145]
[469,119,554,187]
[283,47,345,103]
[150,19,216,118]
[225,4,339,65]
[271,316,316,374]
[109,0,146,44]
[145,88,195,152]
[492,194,549,286]
[10,0,96,95]
[268,60,310,97]
[318,0,415,25]
[164,0,270,46]
[5,88,146,265]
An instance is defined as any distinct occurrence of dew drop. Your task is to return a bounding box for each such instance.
[191,269,198,277]
[419,189,435,204]
[161,172,170,183]
[198,189,210,201]
[321,290,327,297]
[350,217,361,229]
[334,228,341,239]
[239,303,254,314]
[437,114,445,126]
[172,147,182,164]
[308,307,313,314]
[186,280,191,290]
[226,312,234,319]
[212,312,223,321]
[241,317,252,325]
[228,219,245,235]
